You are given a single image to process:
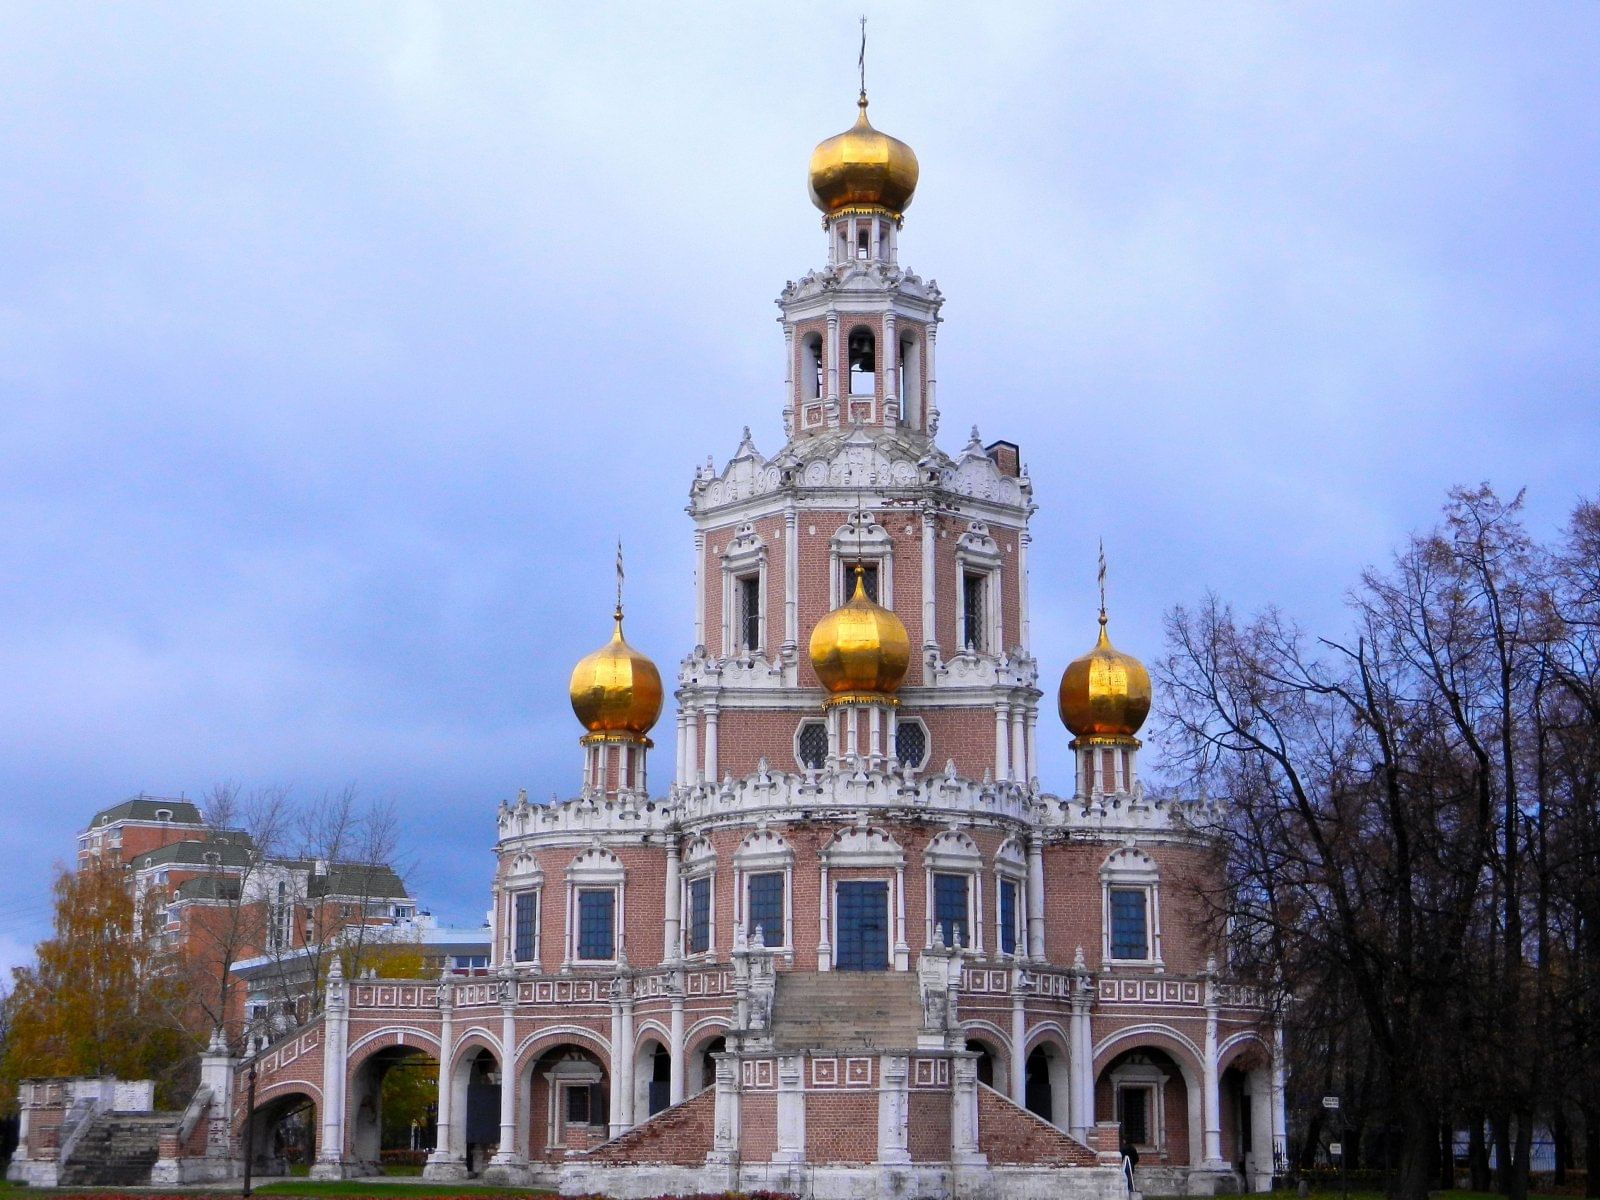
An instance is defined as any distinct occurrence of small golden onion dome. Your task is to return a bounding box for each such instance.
[569,610,664,736]
[1058,617,1152,739]
[809,565,912,697]
[808,95,919,218]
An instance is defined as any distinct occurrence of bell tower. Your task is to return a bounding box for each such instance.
[781,88,941,440]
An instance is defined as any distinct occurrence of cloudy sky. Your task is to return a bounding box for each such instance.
[2,3,1596,975]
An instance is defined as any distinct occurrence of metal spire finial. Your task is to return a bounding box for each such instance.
[615,540,625,623]
[1097,539,1108,627]
[858,15,868,107]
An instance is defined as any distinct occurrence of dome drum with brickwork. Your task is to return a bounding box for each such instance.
[569,613,664,738]
[1058,619,1151,740]
[809,566,911,700]
[808,97,919,220]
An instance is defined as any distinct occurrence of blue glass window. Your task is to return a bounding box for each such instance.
[999,878,1018,955]
[513,891,537,962]
[577,888,615,960]
[1110,888,1148,960]
[747,872,784,947]
[836,881,889,971]
[687,877,711,955]
[934,873,969,949]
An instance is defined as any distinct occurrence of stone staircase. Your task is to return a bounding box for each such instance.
[58,1111,180,1186]
[770,971,923,1052]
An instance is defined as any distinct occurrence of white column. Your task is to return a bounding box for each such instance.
[490,997,520,1165]
[1202,976,1225,1167]
[1026,839,1046,960]
[893,864,909,968]
[693,531,706,649]
[825,708,840,766]
[920,505,937,651]
[886,708,899,770]
[825,310,840,426]
[882,311,898,424]
[877,1054,911,1164]
[1069,974,1094,1142]
[782,325,795,439]
[708,1053,740,1163]
[668,979,686,1104]
[685,708,700,786]
[867,705,882,763]
[774,1055,805,1163]
[1270,1024,1288,1174]
[816,864,831,970]
[844,706,858,758]
[783,504,799,655]
[994,705,1010,781]
[951,1052,985,1165]
[1017,529,1032,652]
[1010,707,1027,783]
[675,712,688,787]
[1009,990,1028,1102]
[428,984,459,1168]
[664,842,682,962]
[617,986,635,1131]
[704,707,719,783]
[925,324,939,434]
[608,993,625,1139]
[313,960,347,1176]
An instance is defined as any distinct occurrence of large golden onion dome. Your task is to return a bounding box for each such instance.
[808,95,919,219]
[809,565,912,700]
[569,609,663,737]
[1058,616,1152,739]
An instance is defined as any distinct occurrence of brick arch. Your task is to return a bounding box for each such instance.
[1218,1030,1272,1073]
[447,1030,504,1077]
[1092,1023,1204,1081]
[514,1024,613,1075]
[633,1019,672,1053]
[253,1079,322,1109]
[346,1026,442,1074]
[684,1017,732,1051]
[1022,1020,1072,1057]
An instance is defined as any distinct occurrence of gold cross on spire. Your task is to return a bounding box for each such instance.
[1097,538,1108,627]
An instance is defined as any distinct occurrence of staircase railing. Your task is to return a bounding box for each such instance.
[55,1098,102,1170]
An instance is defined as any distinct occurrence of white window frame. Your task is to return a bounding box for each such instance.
[819,826,908,972]
[994,838,1028,959]
[1111,1056,1170,1155]
[501,853,544,967]
[794,717,829,772]
[720,523,767,657]
[734,829,794,955]
[681,837,717,960]
[954,522,1003,655]
[564,846,625,968]
[893,715,930,772]
[829,512,894,608]
[1100,846,1163,968]
[922,830,983,953]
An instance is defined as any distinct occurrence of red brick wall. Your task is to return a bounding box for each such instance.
[804,1090,878,1163]
[907,1091,951,1162]
[584,1087,714,1165]
[976,1084,1098,1166]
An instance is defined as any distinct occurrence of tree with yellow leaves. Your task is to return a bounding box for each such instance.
[0,861,197,1112]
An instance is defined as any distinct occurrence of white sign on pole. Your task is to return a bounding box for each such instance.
[1322,1096,1341,1110]
[1329,1143,1343,1156]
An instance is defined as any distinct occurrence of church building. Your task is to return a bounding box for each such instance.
[12,83,1287,1200]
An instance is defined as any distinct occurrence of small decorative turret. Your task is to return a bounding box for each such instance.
[568,546,662,795]
[1058,547,1151,799]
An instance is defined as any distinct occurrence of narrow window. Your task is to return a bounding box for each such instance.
[687,877,711,955]
[856,225,870,259]
[999,878,1018,955]
[802,334,823,401]
[847,328,876,395]
[934,872,970,948]
[513,891,537,962]
[797,719,828,770]
[1118,1086,1150,1145]
[961,572,987,651]
[738,575,761,652]
[747,872,784,947]
[577,888,615,960]
[1109,888,1148,960]
[842,561,879,602]
[566,1085,591,1124]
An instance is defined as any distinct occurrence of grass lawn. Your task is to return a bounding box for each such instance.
[0,1184,547,1198]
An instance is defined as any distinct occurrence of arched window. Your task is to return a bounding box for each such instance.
[847,327,876,395]
[801,333,823,401]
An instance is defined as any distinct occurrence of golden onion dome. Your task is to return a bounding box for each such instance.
[1058,616,1152,739]
[809,565,912,698]
[808,95,919,219]
[569,609,663,737]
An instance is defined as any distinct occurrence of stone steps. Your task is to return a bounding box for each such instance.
[58,1111,180,1187]
[770,971,923,1052]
